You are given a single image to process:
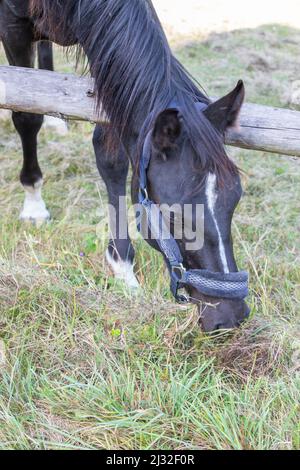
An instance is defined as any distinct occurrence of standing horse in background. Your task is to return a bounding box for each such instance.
[0,1,67,220]
[0,0,250,332]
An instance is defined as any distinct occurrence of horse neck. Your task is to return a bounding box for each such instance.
[73,0,196,141]
[31,0,205,147]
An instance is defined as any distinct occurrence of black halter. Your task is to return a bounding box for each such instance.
[137,101,249,303]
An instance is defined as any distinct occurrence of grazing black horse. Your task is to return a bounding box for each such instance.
[0,0,250,332]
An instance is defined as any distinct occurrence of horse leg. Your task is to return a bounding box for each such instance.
[38,41,54,70]
[38,41,68,135]
[93,125,139,289]
[2,37,50,223]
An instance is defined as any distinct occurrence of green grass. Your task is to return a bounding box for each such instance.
[0,23,299,450]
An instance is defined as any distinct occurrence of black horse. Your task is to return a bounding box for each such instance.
[0,0,250,332]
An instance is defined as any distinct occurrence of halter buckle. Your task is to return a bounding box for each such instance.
[171,263,186,281]
[171,264,189,303]
[175,291,190,304]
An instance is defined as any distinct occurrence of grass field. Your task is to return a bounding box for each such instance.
[0,3,299,450]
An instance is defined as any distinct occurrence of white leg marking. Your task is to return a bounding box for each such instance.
[20,180,50,223]
[106,249,140,289]
[205,173,230,273]
[43,116,69,135]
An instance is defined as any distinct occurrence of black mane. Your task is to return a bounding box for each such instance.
[31,0,237,178]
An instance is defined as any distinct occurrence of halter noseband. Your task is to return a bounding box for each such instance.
[137,101,249,303]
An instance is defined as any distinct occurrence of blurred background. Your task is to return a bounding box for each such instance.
[154,0,300,36]
[153,0,300,109]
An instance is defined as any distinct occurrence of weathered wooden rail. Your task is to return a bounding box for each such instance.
[0,65,300,157]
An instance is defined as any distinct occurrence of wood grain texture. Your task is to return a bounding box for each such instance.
[0,66,299,157]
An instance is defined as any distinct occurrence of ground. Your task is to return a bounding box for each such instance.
[0,0,299,450]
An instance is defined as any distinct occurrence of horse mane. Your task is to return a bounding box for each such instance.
[30,0,237,180]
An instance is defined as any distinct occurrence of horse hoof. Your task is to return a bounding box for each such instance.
[106,249,140,290]
[20,180,50,227]
[19,210,51,227]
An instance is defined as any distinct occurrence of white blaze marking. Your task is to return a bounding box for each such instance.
[205,173,230,273]
[106,249,140,289]
[20,180,50,222]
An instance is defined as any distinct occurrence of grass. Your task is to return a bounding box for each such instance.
[0,20,299,449]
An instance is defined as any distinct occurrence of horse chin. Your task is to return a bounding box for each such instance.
[193,294,250,333]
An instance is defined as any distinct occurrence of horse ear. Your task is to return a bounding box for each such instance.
[152,109,181,152]
[204,80,245,133]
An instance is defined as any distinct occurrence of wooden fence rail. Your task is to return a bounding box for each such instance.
[0,66,299,157]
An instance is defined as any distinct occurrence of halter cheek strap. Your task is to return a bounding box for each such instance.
[138,101,249,303]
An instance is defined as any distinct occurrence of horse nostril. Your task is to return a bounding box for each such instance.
[214,321,236,332]
[213,323,224,331]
